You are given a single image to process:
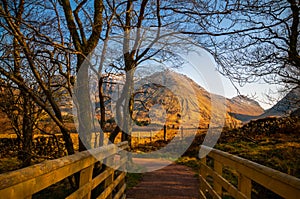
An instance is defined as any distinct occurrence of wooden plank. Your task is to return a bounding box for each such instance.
[201,145,300,199]
[115,171,126,198]
[200,163,247,199]
[79,165,94,199]
[199,189,207,199]
[66,181,92,199]
[199,157,207,195]
[68,165,126,199]
[67,151,127,199]
[0,142,128,198]
[115,149,127,199]
[97,172,126,199]
[214,160,223,196]
[91,157,127,190]
[113,183,126,199]
[238,174,251,198]
[104,155,115,199]
[199,174,222,199]
[91,167,115,190]
[66,145,128,199]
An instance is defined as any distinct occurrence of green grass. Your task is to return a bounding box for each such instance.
[176,156,201,172]
[126,173,143,189]
[215,139,300,178]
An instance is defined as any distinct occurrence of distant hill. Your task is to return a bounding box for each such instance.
[258,87,300,118]
[130,70,264,128]
[132,70,231,129]
[227,95,265,122]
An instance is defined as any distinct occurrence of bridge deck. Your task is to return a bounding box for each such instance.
[126,160,199,199]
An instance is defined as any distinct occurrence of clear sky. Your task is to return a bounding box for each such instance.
[174,48,281,110]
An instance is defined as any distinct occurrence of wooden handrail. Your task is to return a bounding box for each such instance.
[199,145,300,199]
[0,142,129,199]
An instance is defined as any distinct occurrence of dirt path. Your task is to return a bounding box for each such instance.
[126,159,200,199]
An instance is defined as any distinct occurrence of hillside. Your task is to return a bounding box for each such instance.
[132,70,231,129]
[259,87,300,118]
[130,70,264,129]
[227,95,265,122]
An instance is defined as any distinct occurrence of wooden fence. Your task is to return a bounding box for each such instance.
[131,127,205,147]
[0,141,129,199]
[199,145,300,199]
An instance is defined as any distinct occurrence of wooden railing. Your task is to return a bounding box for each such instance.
[0,141,129,199]
[199,145,300,199]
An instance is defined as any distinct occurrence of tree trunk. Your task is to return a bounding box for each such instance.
[60,126,75,155]
[20,93,33,167]
[98,77,105,146]
[76,57,93,151]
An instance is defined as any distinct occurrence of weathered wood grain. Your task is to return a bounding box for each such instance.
[199,145,300,199]
[0,142,129,199]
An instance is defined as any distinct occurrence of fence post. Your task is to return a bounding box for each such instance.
[79,164,94,199]
[238,174,252,198]
[214,160,223,197]
[200,156,207,197]
[116,150,127,198]
[104,155,115,199]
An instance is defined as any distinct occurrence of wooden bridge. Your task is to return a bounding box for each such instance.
[199,145,300,199]
[0,142,129,199]
[0,142,299,199]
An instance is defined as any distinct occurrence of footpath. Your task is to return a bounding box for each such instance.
[126,158,200,199]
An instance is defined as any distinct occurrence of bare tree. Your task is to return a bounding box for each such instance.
[211,0,299,89]
[162,0,299,91]
[57,0,105,151]
[0,80,44,167]
[0,0,76,155]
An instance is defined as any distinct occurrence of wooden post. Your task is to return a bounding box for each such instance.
[104,156,115,199]
[214,160,223,197]
[150,130,152,142]
[200,157,207,195]
[163,125,166,141]
[238,174,252,198]
[116,150,127,198]
[200,157,207,176]
[79,165,94,199]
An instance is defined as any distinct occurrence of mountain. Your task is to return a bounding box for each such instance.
[130,70,263,128]
[227,95,265,122]
[259,87,300,118]
[133,71,227,129]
